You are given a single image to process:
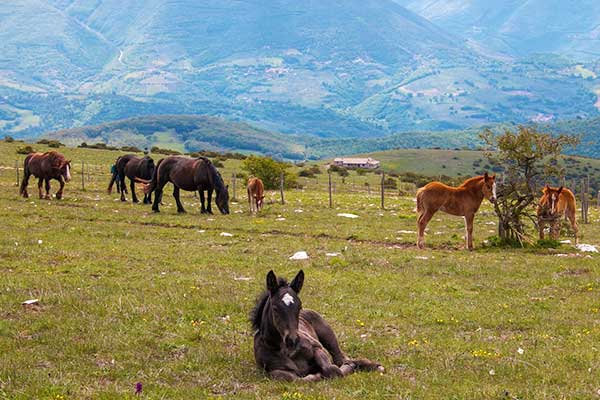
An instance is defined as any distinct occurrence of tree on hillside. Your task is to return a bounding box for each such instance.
[242,155,297,189]
[481,126,579,245]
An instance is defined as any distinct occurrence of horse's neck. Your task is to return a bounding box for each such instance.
[460,180,484,202]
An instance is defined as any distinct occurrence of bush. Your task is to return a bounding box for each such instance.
[121,146,142,153]
[16,145,35,155]
[151,146,181,155]
[212,159,225,168]
[242,155,297,189]
[4,135,14,143]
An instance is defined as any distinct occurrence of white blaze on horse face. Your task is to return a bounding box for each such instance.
[65,164,71,182]
[492,182,497,201]
[551,194,557,214]
[282,293,295,306]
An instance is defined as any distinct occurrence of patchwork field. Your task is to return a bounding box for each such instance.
[0,142,599,399]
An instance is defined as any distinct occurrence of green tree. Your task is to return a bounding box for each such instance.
[242,155,297,189]
[481,126,579,244]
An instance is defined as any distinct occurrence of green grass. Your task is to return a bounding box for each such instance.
[1,141,599,399]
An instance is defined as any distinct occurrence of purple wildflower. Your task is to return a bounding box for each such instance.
[135,382,142,395]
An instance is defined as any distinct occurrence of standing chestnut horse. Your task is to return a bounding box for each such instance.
[416,172,497,250]
[251,270,384,381]
[142,156,229,214]
[19,151,72,199]
[247,177,265,213]
[537,185,578,243]
[107,155,155,204]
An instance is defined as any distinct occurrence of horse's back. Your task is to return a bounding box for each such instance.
[559,188,577,213]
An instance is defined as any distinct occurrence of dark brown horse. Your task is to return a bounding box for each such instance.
[416,172,496,250]
[19,151,72,199]
[251,270,384,381]
[108,155,155,204]
[247,177,265,213]
[537,185,578,243]
[143,156,229,214]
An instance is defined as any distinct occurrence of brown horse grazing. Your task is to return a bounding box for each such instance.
[19,151,72,200]
[251,270,384,381]
[247,177,265,213]
[416,172,497,250]
[107,155,155,204]
[537,185,578,243]
[142,156,229,214]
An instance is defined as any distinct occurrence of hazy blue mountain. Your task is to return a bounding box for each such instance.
[1,1,600,145]
[396,0,600,59]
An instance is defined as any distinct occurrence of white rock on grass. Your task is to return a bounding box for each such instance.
[22,299,39,305]
[576,244,598,253]
[337,213,359,219]
[325,252,341,257]
[289,251,309,260]
[398,230,416,234]
[220,232,234,237]
[560,239,572,244]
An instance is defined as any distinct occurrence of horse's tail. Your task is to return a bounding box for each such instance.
[143,158,163,195]
[415,187,425,215]
[107,159,120,194]
[19,154,33,196]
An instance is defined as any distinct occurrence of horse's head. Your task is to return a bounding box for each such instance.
[216,185,230,214]
[255,194,265,210]
[481,172,496,204]
[142,156,155,178]
[265,270,304,350]
[60,160,72,182]
[540,185,563,216]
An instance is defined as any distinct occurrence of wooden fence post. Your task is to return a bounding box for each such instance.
[280,171,285,205]
[15,159,19,187]
[381,171,385,210]
[81,161,85,190]
[328,169,333,208]
[231,171,237,201]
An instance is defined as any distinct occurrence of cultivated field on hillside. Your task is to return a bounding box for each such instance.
[1,142,599,399]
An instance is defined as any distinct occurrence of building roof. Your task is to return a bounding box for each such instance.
[333,157,380,164]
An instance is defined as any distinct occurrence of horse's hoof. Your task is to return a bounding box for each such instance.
[152,209,160,213]
[133,200,139,204]
[177,210,186,214]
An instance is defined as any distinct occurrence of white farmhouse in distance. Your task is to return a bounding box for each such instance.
[332,157,380,169]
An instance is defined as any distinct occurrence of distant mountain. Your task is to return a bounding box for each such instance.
[395,0,600,60]
[1,1,600,143]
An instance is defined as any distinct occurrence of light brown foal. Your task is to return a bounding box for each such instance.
[247,177,265,213]
[537,185,578,243]
[416,173,497,250]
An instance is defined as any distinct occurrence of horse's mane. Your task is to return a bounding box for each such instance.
[198,157,226,191]
[43,151,65,168]
[459,175,485,188]
[250,277,289,330]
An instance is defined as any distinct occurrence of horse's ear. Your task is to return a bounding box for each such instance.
[484,171,489,180]
[266,270,278,294]
[557,186,564,194]
[290,270,304,294]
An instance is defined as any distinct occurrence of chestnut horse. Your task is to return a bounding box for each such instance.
[251,270,384,381]
[537,185,578,243]
[142,156,229,214]
[19,151,72,199]
[247,177,265,213]
[108,155,155,204]
[416,172,496,250]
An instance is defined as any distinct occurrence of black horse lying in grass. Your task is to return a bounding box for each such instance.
[141,156,229,214]
[251,270,384,381]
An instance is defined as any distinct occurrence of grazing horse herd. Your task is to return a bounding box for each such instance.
[17,150,582,381]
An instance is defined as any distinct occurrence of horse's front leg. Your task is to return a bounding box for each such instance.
[44,179,51,200]
[464,214,475,251]
[120,175,127,201]
[56,177,65,200]
[207,188,213,214]
[37,178,44,199]
[269,370,322,382]
[130,179,139,203]
[313,348,344,379]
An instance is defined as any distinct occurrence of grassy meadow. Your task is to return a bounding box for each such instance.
[0,141,599,399]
